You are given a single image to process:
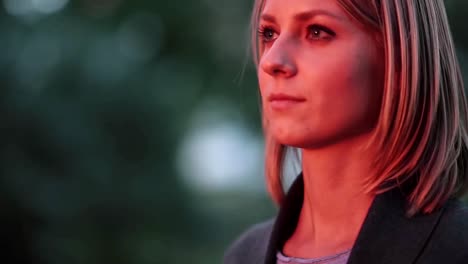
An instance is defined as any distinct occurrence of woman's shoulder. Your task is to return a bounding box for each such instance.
[418,199,468,262]
[223,218,275,264]
[436,198,468,238]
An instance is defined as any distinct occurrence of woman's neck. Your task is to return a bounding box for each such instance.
[283,133,376,258]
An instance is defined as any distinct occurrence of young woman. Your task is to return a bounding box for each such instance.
[224,0,468,263]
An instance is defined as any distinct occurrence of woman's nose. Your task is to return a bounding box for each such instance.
[259,42,297,78]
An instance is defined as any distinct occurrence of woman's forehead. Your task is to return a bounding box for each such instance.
[260,0,349,23]
[262,0,342,15]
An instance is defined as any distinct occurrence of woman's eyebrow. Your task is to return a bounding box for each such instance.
[260,9,346,23]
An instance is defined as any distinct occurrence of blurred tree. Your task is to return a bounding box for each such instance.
[0,0,466,264]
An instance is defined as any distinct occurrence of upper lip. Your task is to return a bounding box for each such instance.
[268,93,306,102]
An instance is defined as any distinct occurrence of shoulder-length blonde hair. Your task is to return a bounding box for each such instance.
[251,0,468,216]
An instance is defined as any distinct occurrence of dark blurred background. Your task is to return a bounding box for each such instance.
[0,0,467,263]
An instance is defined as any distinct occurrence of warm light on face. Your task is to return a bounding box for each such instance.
[257,0,384,149]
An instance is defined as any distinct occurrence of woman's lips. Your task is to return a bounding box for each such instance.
[268,93,306,110]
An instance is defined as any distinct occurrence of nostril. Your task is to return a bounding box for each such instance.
[260,57,297,77]
[273,68,283,74]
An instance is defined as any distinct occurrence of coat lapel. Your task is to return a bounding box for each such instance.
[264,175,304,264]
[264,174,446,264]
[346,187,445,264]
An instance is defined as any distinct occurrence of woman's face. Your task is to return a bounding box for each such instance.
[258,0,384,148]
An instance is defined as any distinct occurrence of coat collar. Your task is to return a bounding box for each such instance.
[264,174,446,264]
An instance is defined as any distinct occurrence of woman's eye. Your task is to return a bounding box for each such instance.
[257,24,335,43]
[307,24,336,40]
[258,26,277,43]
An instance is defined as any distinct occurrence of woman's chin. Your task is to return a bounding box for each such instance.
[271,133,318,148]
[271,130,343,149]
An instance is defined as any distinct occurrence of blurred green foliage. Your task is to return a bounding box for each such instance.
[0,0,467,263]
[0,0,271,263]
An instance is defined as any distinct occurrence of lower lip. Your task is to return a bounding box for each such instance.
[269,100,305,110]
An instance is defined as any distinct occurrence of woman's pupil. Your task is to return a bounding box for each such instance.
[267,31,274,39]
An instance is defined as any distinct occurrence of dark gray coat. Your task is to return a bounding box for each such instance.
[224,175,468,264]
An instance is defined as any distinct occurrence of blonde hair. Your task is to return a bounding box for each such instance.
[251,0,468,216]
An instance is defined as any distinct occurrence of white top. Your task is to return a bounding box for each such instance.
[276,248,351,264]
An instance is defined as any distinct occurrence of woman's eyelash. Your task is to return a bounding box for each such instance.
[257,25,276,42]
[308,25,336,38]
[257,24,336,42]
